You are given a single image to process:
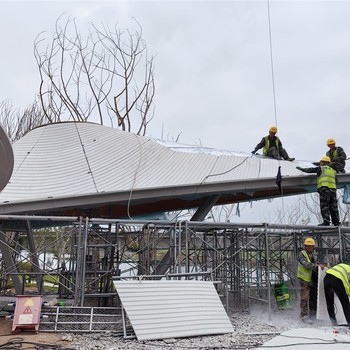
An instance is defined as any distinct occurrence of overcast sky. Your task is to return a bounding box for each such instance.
[1,0,349,223]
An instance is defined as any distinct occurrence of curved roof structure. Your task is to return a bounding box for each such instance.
[0,125,14,192]
[0,122,349,218]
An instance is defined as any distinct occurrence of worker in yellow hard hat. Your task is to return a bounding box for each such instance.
[324,262,350,326]
[326,138,347,174]
[296,156,340,226]
[252,126,295,161]
[297,237,325,324]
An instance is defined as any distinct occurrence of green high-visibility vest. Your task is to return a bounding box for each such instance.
[263,136,280,155]
[326,264,350,296]
[297,250,312,282]
[317,165,336,190]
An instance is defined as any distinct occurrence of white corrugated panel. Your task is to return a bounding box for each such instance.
[0,126,14,192]
[257,328,350,349]
[0,122,327,204]
[114,280,234,341]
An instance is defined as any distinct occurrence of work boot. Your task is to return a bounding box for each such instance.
[301,315,313,324]
[331,318,337,326]
[287,158,295,161]
[318,222,330,226]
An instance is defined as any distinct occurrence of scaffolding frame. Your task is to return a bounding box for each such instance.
[1,215,350,315]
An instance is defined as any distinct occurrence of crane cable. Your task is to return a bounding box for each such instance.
[267,0,278,129]
[267,0,287,222]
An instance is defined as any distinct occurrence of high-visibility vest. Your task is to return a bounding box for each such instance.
[330,149,338,160]
[263,136,280,155]
[317,165,336,190]
[326,264,350,296]
[297,250,313,282]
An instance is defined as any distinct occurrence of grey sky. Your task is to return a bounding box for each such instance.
[1,0,349,223]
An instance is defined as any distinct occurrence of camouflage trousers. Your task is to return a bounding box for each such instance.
[299,280,317,318]
[330,162,345,173]
[266,147,290,160]
[318,187,340,226]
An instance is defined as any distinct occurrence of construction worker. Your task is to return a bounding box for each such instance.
[297,237,325,323]
[324,263,350,326]
[296,156,340,226]
[252,126,295,161]
[326,138,347,174]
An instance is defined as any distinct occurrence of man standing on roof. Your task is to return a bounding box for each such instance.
[252,126,295,161]
[296,156,340,226]
[297,237,325,324]
[324,263,350,327]
[326,138,347,174]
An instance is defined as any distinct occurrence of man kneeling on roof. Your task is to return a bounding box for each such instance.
[252,126,295,161]
[326,138,347,174]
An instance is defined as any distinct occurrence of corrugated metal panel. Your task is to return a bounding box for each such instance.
[0,122,316,203]
[257,328,350,349]
[1,122,350,216]
[0,125,14,192]
[114,280,234,341]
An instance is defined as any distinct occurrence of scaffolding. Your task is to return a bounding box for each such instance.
[1,215,350,315]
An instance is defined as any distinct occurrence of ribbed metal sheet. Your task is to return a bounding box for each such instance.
[114,280,234,341]
[0,122,312,203]
[0,125,14,192]
[258,328,350,349]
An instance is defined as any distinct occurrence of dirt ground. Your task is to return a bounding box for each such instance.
[0,318,71,348]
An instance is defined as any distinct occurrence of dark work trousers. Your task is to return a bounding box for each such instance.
[318,187,340,225]
[324,273,350,325]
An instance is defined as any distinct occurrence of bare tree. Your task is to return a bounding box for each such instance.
[0,100,48,142]
[33,15,155,135]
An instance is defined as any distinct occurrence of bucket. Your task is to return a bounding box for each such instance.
[274,281,291,309]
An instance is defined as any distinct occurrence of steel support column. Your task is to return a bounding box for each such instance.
[0,229,23,293]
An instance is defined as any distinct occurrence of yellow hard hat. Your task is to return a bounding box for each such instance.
[320,156,331,163]
[327,138,336,145]
[269,126,277,133]
[304,237,315,246]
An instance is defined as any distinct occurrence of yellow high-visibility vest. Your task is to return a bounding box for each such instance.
[326,264,350,296]
[317,165,336,190]
[297,250,312,282]
[263,136,280,155]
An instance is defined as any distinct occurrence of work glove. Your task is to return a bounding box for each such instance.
[251,150,256,155]
[296,166,303,171]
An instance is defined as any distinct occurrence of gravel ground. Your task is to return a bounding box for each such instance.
[1,300,346,350]
[63,303,338,350]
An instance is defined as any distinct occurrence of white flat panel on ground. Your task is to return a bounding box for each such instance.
[317,267,348,324]
[258,328,350,349]
[114,280,233,341]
